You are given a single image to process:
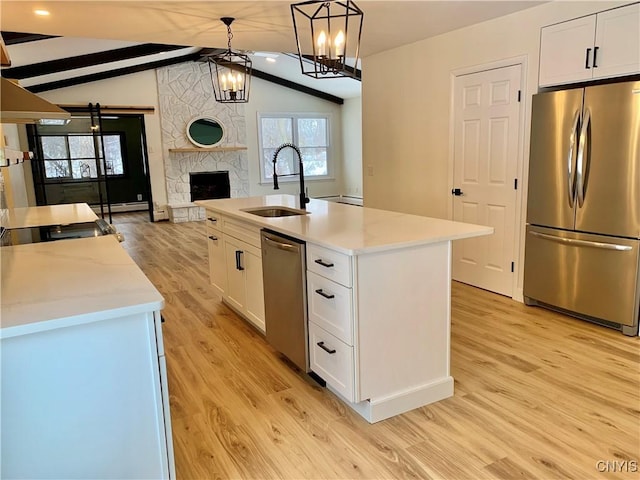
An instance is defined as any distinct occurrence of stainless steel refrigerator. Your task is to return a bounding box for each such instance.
[524,80,640,336]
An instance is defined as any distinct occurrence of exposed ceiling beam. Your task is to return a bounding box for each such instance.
[2,43,187,79]
[250,68,343,105]
[26,52,203,93]
[1,31,59,45]
[25,53,344,104]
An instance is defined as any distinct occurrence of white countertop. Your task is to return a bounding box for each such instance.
[196,195,493,255]
[1,203,98,229]
[1,235,164,339]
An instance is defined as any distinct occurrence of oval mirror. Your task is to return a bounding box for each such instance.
[186,117,224,148]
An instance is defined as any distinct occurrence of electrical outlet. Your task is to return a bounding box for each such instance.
[367,165,374,176]
[137,194,143,201]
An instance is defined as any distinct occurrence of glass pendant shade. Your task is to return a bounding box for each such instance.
[291,0,363,80]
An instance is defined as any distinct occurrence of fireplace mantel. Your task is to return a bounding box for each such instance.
[168,146,247,153]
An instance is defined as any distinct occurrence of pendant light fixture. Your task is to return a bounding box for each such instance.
[208,17,252,103]
[290,0,363,80]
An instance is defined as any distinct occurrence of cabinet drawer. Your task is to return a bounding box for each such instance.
[206,225,222,239]
[205,211,223,230]
[309,323,354,402]
[307,271,353,345]
[307,243,352,287]
[224,217,261,248]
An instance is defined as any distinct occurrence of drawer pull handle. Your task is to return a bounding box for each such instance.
[208,235,218,241]
[314,258,335,268]
[317,341,336,354]
[207,217,218,223]
[315,288,335,299]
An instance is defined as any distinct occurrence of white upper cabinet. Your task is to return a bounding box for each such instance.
[539,3,640,87]
[539,15,596,86]
[594,4,640,79]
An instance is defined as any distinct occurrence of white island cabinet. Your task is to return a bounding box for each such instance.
[197,195,492,422]
[205,211,265,332]
[1,236,175,479]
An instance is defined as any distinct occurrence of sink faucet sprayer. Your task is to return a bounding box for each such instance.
[272,143,310,209]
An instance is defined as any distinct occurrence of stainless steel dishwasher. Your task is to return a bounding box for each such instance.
[261,229,309,371]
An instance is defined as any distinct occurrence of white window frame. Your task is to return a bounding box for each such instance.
[257,112,333,184]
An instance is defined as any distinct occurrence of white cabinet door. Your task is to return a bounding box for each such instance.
[594,3,640,80]
[539,15,596,87]
[244,247,265,332]
[223,235,246,313]
[208,228,227,296]
[222,234,265,332]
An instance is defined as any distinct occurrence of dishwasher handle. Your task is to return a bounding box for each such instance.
[263,234,300,253]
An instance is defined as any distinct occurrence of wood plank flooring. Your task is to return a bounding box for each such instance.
[113,213,640,480]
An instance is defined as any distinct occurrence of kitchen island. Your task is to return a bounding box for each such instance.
[196,195,493,422]
[1,235,174,479]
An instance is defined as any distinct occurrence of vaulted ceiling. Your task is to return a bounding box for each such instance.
[0,1,544,100]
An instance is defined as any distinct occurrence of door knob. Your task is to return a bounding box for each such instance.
[451,188,464,196]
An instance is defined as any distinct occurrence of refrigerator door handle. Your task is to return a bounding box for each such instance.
[576,108,591,208]
[567,110,581,207]
[530,231,633,251]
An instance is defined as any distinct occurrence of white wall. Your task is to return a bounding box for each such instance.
[341,96,363,197]
[39,71,167,210]
[0,123,22,150]
[245,76,344,198]
[362,0,626,295]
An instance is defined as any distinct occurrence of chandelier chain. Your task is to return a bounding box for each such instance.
[227,25,233,50]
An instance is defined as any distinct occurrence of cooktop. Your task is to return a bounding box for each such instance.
[0,219,122,247]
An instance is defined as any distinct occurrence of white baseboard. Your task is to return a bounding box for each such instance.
[329,376,454,423]
[90,202,148,214]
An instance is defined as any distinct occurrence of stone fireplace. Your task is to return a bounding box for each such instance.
[157,62,250,223]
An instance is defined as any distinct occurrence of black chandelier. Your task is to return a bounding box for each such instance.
[290,0,363,80]
[208,17,252,103]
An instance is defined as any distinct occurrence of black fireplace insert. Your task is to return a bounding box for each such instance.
[190,171,231,202]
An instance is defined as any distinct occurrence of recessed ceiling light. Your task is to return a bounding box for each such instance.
[266,57,276,63]
[34,9,50,16]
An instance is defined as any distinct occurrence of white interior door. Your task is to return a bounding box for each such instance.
[451,64,521,297]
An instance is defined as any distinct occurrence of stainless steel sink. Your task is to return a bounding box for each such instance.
[240,206,309,218]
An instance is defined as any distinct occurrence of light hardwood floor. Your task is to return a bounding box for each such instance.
[113,214,640,480]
